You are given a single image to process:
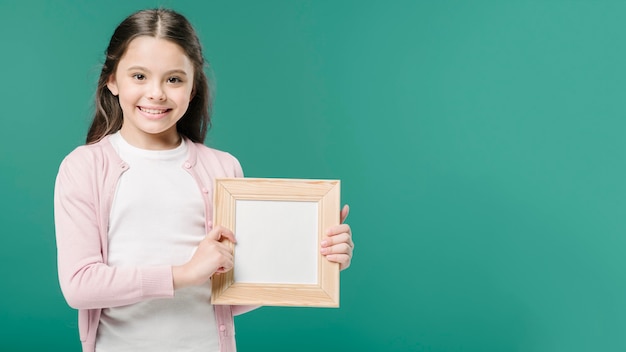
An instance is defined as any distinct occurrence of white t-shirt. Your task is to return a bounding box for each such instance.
[96,132,218,352]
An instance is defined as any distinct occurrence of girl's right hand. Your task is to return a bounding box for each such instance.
[172,226,236,289]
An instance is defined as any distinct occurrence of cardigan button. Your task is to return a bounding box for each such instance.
[219,325,226,332]
[184,162,192,169]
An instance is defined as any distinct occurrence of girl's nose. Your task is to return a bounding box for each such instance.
[148,84,166,101]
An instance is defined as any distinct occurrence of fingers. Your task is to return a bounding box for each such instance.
[212,235,235,268]
[321,233,353,250]
[214,241,234,259]
[324,206,353,271]
[320,239,353,256]
[324,254,351,271]
[204,226,236,273]
[215,254,234,273]
[321,228,354,269]
[215,248,235,275]
[174,238,235,289]
[326,223,352,237]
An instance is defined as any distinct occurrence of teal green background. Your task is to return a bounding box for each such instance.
[2,0,626,351]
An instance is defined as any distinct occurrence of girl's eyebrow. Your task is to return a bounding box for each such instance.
[127,66,189,76]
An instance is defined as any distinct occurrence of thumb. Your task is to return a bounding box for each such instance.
[207,226,236,243]
[340,204,350,224]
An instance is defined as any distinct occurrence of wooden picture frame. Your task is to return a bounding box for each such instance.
[211,178,341,307]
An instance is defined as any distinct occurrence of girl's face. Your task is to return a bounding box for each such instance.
[107,36,195,149]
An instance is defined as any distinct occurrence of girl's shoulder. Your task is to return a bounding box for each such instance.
[187,140,243,177]
[192,142,236,159]
[64,135,114,157]
[58,136,122,173]
[55,137,122,194]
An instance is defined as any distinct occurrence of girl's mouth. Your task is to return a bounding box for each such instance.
[138,106,170,114]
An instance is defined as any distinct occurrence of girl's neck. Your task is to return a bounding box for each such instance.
[118,129,182,150]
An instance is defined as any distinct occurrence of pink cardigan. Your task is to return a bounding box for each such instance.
[54,135,256,352]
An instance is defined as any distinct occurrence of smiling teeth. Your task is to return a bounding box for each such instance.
[139,107,168,114]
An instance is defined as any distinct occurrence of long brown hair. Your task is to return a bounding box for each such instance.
[86,8,211,144]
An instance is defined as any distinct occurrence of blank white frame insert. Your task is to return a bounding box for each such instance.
[234,200,318,284]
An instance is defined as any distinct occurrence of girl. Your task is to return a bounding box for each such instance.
[54,8,354,352]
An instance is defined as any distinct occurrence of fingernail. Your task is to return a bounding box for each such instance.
[320,247,329,254]
[320,240,328,247]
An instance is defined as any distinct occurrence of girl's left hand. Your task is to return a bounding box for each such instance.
[321,204,354,271]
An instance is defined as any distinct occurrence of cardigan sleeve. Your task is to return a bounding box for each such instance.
[54,149,174,310]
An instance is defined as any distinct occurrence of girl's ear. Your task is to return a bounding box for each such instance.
[106,75,119,96]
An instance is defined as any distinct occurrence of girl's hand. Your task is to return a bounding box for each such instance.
[173,226,236,289]
[321,204,354,271]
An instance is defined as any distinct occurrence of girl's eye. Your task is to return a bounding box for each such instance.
[168,77,183,84]
[132,73,146,80]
